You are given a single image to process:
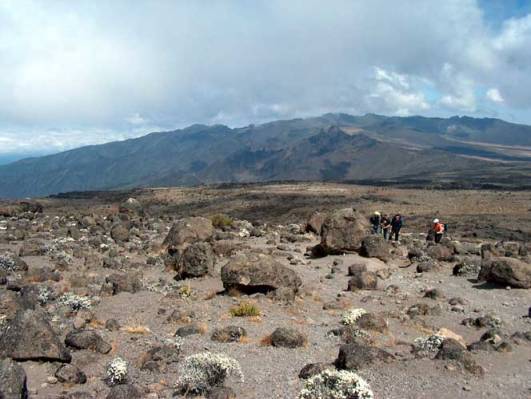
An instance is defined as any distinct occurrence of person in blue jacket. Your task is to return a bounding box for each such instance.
[390,214,403,241]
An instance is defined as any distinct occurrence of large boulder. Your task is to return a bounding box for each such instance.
[110,224,129,242]
[270,327,307,348]
[0,358,28,398]
[163,217,214,250]
[479,257,531,288]
[102,272,143,295]
[335,342,394,370]
[359,236,391,261]
[305,211,325,235]
[175,242,215,279]
[347,271,378,291]
[0,309,71,362]
[221,253,302,295]
[320,209,368,254]
[426,244,454,262]
[65,330,112,354]
[118,198,143,215]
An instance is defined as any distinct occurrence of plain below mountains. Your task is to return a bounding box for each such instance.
[1,113,530,198]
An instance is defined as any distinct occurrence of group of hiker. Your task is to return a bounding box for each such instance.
[369,212,403,241]
[369,211,446,243]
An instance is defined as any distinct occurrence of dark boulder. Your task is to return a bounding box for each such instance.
[55,364,87,384]
[0,308,71,362]
[106,385,142,399]
[270,327,307,348]
[347,271,378,291]
[305,211,325,235]
[175,242,215,279]
[221,253,302,295]
[65,330,112,354]
[320,208,368,254]
[162,217,213,250]
[335,342,394,370]
[211,326,247,343]
[359,236,391,261]
[479,257,531,288]
[0,358,28,398]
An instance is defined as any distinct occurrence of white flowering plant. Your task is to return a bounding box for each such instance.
[413,334,445,356]
[341,308,367,326]
[106,357,128,385]
[57,293,92,311]
[177,352,244,394]
[299,369,374,399]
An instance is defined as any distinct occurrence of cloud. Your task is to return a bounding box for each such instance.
[0,0,531,154]
[486,88,504,103]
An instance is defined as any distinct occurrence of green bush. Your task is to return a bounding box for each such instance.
[230,302,261,317]
[210,214,234,229]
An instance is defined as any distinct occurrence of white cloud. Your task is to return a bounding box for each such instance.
[0,0,531,154]
[367,67,430,115]
[486,88,504,103]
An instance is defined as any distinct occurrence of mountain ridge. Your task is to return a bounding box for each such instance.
[1,113,530,198]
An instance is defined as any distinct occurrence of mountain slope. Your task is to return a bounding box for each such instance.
[0,114,530,198]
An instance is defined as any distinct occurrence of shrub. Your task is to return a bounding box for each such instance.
[230,302,261,317]
[210,214,234,229]
[341,308,367,326]
[177,352,243,394]
[57,293,92,311]
[299,369,373,399]
[106,357,128,386]
[178,284,193,298]
[413,334,445,356]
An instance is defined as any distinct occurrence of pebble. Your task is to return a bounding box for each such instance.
[47,376,58,384]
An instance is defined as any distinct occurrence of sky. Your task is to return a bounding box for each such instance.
[1,0,531,159]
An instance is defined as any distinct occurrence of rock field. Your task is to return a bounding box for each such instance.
[0,183,529,398]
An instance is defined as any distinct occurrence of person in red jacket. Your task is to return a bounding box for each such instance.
[432,218,445,243]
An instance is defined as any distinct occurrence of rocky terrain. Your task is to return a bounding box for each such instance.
[0,182,529,398]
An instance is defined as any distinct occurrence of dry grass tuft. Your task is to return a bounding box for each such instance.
[230,302,261,317]
[122,325,152,335]
[259,334,272,346]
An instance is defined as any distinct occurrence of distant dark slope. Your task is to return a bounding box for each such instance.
[196,127,489,184]
[0,125,242,198]
[0,113,529,198]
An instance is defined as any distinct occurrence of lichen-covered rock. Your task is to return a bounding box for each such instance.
[175,242,215,279]
[163,217,214,250]
[0,358,28,398]
[55,364,87,384]
[102,272,142,295]
[335,342,394,370]
[426,244,454,261]
[211,326,247,343]
[347,271,377,291]
[65,330,112,354]
[271,327,307,348]
[359,236,391,261]
[110,224,129,242]
[221,253,302,295]
[0,308,71,362]
[305,211,325,235]
[320,208,368,254]
[479,257,531,288]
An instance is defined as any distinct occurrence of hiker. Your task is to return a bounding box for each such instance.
[390,214,402,241]
[380,214,391,240]
[369,211,381,234]
[432,218,445,243]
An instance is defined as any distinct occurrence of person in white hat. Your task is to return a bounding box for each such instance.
[432,218,445,243]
